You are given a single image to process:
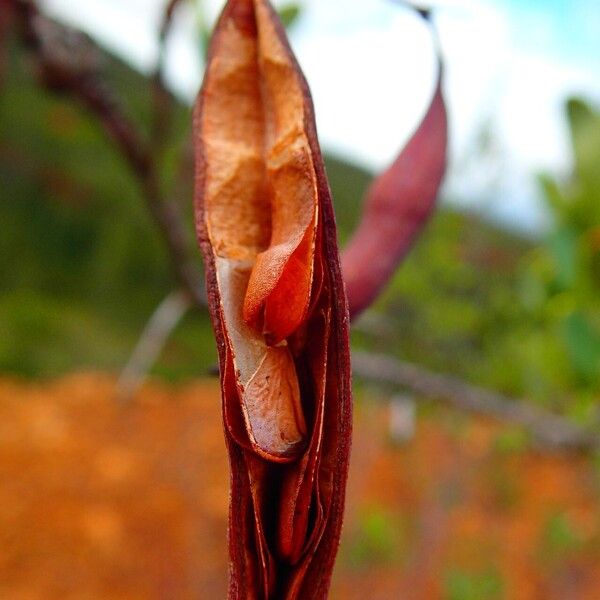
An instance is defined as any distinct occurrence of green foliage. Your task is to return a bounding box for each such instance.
[277,3,302,29]
[0,31,374,380]
[492,428,531,454]
[352,209,531,396]
[538,512,583,563]
[0,290,130,377]
[1,20,599,429]
[0,35,214,378]
[517,98,600,403]
[353,97,600,420]
[444,567,505,600]
[343,506,406,569]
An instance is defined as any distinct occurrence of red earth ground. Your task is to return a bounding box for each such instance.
[1,373,599,599]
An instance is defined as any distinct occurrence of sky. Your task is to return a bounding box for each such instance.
[39,0,600,233]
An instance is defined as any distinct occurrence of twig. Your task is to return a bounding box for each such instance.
[152,0,187,154]
[388,0,433,20]
[11,0,205,307]
[116,290,191,402]
[341,6,446,319]
[352,351,600,452]
[10,0,206,402]
[12,0,597,456]
[0,1,12,90]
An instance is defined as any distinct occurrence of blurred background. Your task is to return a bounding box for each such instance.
[1,0,600,598]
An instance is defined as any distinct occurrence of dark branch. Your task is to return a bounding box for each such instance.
[10,0,596,457]
[10,0,205,307]
[0,1,12,90]
[341,9,447,319]
[353,351,600,453]
[152,0,187,154]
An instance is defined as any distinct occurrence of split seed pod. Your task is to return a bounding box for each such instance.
[193,0,352,597]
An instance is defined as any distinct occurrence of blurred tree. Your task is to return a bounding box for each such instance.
[2,2,598,445]
[516,98,600,414]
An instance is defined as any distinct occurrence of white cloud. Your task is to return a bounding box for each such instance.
[38,0,600,231]
[40,0,164,72]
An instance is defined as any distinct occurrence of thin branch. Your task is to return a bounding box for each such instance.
[352,351,600,453]
[11,0,205,307]
[12,0,597,456]
[388,0,434,20]
[9,0,206,402]
[152,0,187,154]
[116,290,191,402]
[341,9,447,319]
[0,1,12,90]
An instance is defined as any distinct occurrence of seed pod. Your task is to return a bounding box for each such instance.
[193,1,352,597]
[342,59,448,319]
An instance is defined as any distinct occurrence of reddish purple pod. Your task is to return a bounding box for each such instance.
[343,64,448,319]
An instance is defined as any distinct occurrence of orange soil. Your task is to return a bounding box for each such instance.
[0,374,599,599]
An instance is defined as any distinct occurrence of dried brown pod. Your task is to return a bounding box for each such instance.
[193,0,352,597]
